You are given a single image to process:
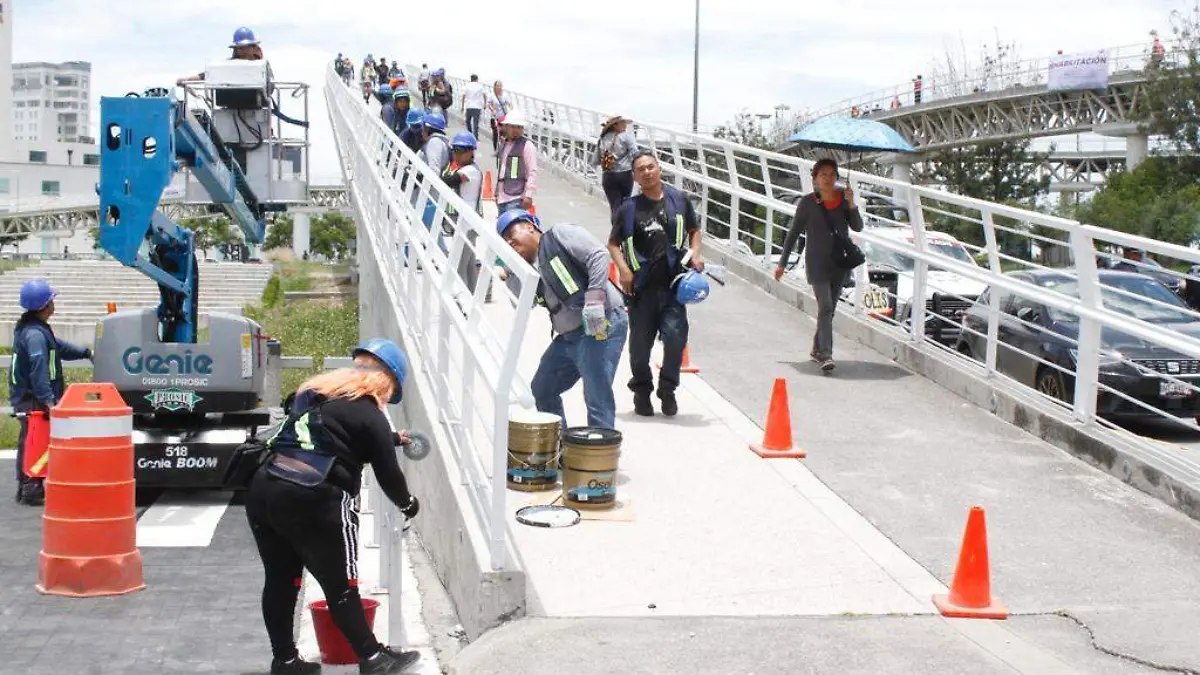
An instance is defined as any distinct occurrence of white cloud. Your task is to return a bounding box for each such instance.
[11,0,1187,183]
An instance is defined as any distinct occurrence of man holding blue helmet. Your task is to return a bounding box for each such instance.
[608,151,705,417]
[9,279,92,506]
[498,210,628,429]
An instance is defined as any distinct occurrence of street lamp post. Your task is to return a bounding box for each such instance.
[692,0,700,134]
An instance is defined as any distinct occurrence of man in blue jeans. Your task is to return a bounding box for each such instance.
[498,209,627,429]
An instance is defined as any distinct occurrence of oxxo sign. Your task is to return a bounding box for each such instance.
[122,347,214,376]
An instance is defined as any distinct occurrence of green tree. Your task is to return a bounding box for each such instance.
[926,140,1052,256]
[0,231,30,255]
[180,216,236,259]
[310,213,355,261]
[1138,4,1200,153]
[712,111,770,150]
[263,215,294,251]
[1077,157,1200,246]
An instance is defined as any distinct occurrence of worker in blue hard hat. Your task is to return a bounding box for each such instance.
[443,132,486,293]
[498,210,628,429]
[419,113,452,174]
[177,27,264,86]
[383,88,412,136]
[245,338,422,675]
[608,150,704,417]
[399,109,427,154]
[9,279,92,506]
[428,69,454,117]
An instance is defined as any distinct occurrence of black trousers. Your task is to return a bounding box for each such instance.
[13,399,38,487]
[601,171,634,218]
[627,285,689,396]
[490,118,501,152]
[245,469,379,662]
[465,109,482,138]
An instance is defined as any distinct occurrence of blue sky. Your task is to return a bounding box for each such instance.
[12,0,1186,182]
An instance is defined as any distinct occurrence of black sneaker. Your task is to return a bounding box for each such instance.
[270,655,321,674]
[659,392,678,417]
[633,392,654,417]
[360,646,420,674]
[20,481,44,507]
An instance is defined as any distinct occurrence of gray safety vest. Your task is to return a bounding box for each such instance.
[499,137,529,195]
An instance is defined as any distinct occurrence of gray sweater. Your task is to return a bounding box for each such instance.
[536,224,624,335]
[591,130,639,173]
[779,193,864,283]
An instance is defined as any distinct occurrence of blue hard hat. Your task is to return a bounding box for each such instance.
[422,113,446,131]
[405,109,425,126]
[230,27,259,48]
[451,131,478,149]
[674,270,711,305]
[433,68,446,77]
[392,88,411,100]
[19,278,57,312]
[352,338,409,405]
[377,83,393,96]
[497,209,541,237]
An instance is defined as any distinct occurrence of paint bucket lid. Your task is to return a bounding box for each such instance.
[509,407,562,425]
[563,427,622,446]
[515,504,580,528]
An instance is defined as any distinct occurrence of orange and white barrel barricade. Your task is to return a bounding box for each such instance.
[37,383,145,597]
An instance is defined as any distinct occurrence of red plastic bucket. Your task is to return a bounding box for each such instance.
[308,598,380,665]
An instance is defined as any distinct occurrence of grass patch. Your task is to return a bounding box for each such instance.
[244,299,359,400]
[0,259,34,275]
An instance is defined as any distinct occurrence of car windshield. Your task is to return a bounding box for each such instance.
[862,239,975,272]
[1044,275,1192,323]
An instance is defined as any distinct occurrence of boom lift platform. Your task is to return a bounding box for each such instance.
[92,59,310,489]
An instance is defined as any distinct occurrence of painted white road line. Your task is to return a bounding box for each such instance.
[0,449,15,460]
[135,489,232,547]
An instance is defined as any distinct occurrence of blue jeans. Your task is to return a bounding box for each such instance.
[497,199,524,215]
[531,308,628,430]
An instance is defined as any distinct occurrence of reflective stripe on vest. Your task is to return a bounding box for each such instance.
[48,348,57,381]
[295,412,315,450]
[9,354,16,385]
[623,239,640,271]
[548,256,580,295]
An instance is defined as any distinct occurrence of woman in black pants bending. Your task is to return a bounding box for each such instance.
[593,115,639,217]
[245,338,421,675]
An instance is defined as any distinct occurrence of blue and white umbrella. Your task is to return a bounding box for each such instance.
[789,116,916,153]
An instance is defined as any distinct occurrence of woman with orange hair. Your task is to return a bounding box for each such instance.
[245,338,423,675]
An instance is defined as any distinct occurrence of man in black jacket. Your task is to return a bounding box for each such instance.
[775,158,863,372]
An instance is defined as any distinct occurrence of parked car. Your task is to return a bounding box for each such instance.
[956,269,1200,420]
[847,228,986,344]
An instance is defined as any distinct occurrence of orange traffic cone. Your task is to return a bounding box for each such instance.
[750,378,805,458]
[932,507,1008,619]
[679,345,700,374]
[482,171,495,201]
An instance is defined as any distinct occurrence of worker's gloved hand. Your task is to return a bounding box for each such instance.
[82,348,93,361]
[581,290,608,338]
[442,171,465,189]
[400,495,420,519]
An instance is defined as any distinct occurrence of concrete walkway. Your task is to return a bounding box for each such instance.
[430,118,1200,674]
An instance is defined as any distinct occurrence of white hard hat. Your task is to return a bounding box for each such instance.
[502,110,528,128]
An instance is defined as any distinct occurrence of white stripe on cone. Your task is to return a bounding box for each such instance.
[50,415,134,440]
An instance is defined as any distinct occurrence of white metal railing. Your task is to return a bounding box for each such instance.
[446,73,1200,455]
[325,67,540,570]
[811,41,1182,120]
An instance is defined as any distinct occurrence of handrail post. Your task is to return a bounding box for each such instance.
[981,210,1002,376]
[1069,229,1101,422]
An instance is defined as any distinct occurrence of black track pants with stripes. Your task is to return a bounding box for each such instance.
[245,469,380,662]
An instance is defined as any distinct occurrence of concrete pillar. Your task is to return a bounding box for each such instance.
[889,155,914,184]
[292,212,311,258]
[1126,134,1148,170]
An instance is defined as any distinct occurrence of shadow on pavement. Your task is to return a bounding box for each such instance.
[782,360,913,382]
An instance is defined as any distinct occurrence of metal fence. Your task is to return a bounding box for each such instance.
[325,67,540,570]
[442,73,1200,447]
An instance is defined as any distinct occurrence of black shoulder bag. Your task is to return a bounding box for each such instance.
[222,418,285,490]
[819,199,866,271]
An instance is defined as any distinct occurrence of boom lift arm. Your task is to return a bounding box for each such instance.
[97,92,267,344]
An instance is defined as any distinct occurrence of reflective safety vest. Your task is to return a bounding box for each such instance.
[535,228,588,316]
[617,185,689,292]
[9,318,65,406]
[499,137,529,196]
[265,394,344,488]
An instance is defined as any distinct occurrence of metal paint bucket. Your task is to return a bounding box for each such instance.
[506,410,562,492]
[561,427,622,510]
